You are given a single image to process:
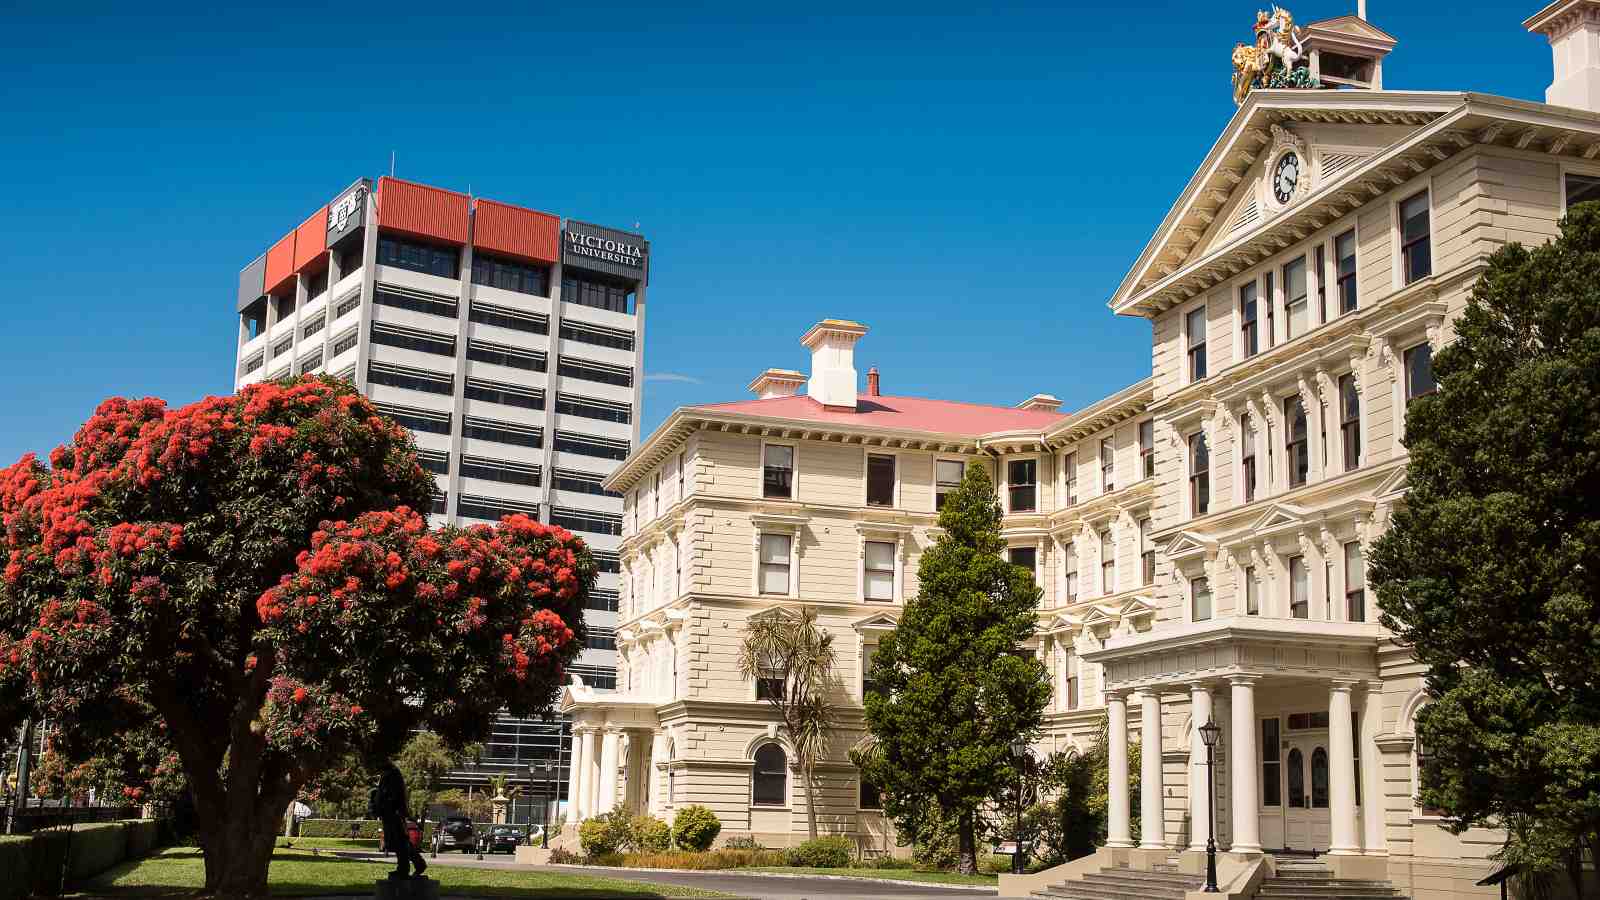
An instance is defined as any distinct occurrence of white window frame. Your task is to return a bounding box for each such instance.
[1235,274,1262,362]
[1098,526,1117,596]
[1063,450,1078,506]
[856,524,909,603]
[1008,543,1040,585]
[1183,298,1210,385]
[760,440,797,501]
[752,518,803,599]
[1100,436,1116,495]
[863,449,900,509]
[1393,177,1436,290]
[1003,454,1043,515]
[933,457,966,512]
[750,740,791,808]
[1190,573,1213,623]
[1138,419,1155,481]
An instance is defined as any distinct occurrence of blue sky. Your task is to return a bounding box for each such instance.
[0,1,1550,463]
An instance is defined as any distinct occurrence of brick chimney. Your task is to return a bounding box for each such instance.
[800,319,869,411]
[866,367,881,397]
[748,368,806,399]
[1527,0,1600,113]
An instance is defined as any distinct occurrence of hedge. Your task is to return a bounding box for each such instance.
[299,818,436,842]
[0,836,31,900]
[28,830,71,897]
[124,819,161,858]
[65,823,129,882]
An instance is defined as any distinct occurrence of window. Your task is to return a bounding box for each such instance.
[1240,282,1260,358]
[586,627,617,652]
[1336,230,1358,313]
[375,403,451,436]
[274,294,297,321]
[756,673,786,701]
[1289,555,1309,619]
[571,663,617,691]
[1139,518,1154,585]
[562,273,634,314]
[867,454,896,507]
[1404,343,1436,402]
[759,533,792,595]
[462,416,542,448]
[1064,453,1078,505]
[862,643,882,701]
[471,254,549,296]
[763,445,794,499]
[678,452,687,496]
[557,356,632,387]
[456,493,538,523]
[273,335,294,359]
[1244,566,1260,615]
[1099,530,1115,595]
[592,550,620,574]
[1264,271,1276,346]
[296,349,322,374]
[1287,747,1306,808]
[417,449,449,476]
[379,236,459,278]
[1262,719,1282,807]
[370,322,455,357]
[303,314,327,339]
[587,588,620,612]
[935,459,964,510]
[1187,305,1208,381]
[560,321,635,351]
[1566,172,1600,210]
[1008,459,1038,512]
[752,744,787,806]
[553,432,630,461]
[1400,190,1432,284]
[1285,397,1309,487]
[469,340,545,372]
[864,541,895,601]
[1010,546,1037,581]
[549,506,623,536]
[1315,244,1326,323]
[1191,575,1212,622]
[1189,432,1210,516]
[1284,256,1309,340]
[242,301,266,340]
[1063,647,1079,710]
[366,362,452,395]
[1065,545,1079,603]
[552,469,619,498]
[1340,374,1361,471]
[1345,542,1366,622]
[652,472,661,518]
[1138,421,1154,479]
[331,328,358,359]
[859,775,882,810]
[555,393,632,424]
[460,455,541,487]
[1241,415,1257,503]
[1100,438,1115,493]
[469,301,547,334]
[1311,747,1330,809]
[375,286,458,319]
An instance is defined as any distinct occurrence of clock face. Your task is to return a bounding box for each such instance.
[1273,152,1301,204]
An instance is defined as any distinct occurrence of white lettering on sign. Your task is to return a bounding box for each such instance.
[565,230,644,267]
[328,187,367,233]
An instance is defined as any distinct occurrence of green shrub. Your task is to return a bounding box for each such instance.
[671,804,721,851]
[578,810,631,857]
[629,814,671,852]
[862,854,915,870]
[978,853,1013,874]
[588,851,625,867]
[619,848,788,869]
[27,830,70,897]
[0,836,30,900]
[784,835,853,868]
[122,820,161,859]
[65,822,129,882]
[547,846,582,864]
[722,835,765,850]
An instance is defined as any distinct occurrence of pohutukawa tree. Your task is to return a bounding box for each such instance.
[0,376,591,897]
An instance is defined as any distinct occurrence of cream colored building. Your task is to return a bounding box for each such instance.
[562,5,1600,897]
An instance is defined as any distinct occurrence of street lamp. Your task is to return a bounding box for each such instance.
[1198,718,1222,893]
[1009,738,1029,876]
[530,760,555,849]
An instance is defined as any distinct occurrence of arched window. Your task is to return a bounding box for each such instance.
[752,744,788,806]
[1311,747,1330,808]
[1287,747,1306,808]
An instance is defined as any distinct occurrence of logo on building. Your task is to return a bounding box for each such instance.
[328,186,366,233]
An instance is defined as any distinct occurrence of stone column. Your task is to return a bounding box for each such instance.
[597,728,622,816]
[1187,683,1214,852]
[1229,676,1262,853]
[574,728,596,821]
[649,732,670,818]
[1328,680,1360,854]
[1360,682,1386,853]
[1139,689,1166,850]
[1106,691,1134,848]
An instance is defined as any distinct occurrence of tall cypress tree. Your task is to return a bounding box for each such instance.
[1369,203,1600,892]
[860,462,1050,875]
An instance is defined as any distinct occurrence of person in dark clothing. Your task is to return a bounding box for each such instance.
[376,761,427,879]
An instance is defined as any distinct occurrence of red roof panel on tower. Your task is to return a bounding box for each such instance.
[264,231,297,295]
[377,176,469,245]
[691,394,1067,436]
[293,205,328,272]
[473,198,560,264]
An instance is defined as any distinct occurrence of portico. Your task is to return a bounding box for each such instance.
[1086,616,1390,877]
[558,680,664,828]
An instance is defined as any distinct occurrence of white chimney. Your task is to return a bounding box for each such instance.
[1527,0,1600,113]
[1018,393,1063,413]
[748,368,807,399]
[800,319,868,411]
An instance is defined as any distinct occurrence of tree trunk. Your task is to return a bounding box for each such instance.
[956,808,978,876]
[200,805,280,898]
[804,764,819,840]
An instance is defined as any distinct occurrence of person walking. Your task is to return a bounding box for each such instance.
[376,761,427,880]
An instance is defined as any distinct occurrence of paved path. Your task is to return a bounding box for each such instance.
[343,850,1000,900]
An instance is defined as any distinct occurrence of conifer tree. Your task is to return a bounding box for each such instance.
[859,462,1050,875]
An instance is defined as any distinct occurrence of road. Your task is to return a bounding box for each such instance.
[345,849,1001,900]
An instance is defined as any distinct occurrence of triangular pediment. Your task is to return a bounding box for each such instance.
[1375,465,1409,498]
[1163,530,1216,560]
[1046,612,1083,632]
[1080,604,1120,626]
[748,605,800,624]
[1304,14,1397,43]
[851,612,900,632]
[1246,502,1314,535]
[1118,596,1158,620]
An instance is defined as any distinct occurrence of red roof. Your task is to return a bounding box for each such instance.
[692,394,1066,436]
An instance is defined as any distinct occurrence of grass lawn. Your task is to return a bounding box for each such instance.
[736,865,999,886]
[274,837,379,850]
[79,848,732,898]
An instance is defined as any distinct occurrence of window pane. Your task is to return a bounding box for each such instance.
[760,564,790,595]
[867,454,896,507]
[1192,577,1212,621]
[753,745,788,805]
[764,445,794,498]
[1245,568,1260,614]
[1187,307,1206,348]
[1567,173,1600,210]
[1311,747,1330,808]
[864,570,894,601]
[866,540,895,571]
[1336,230,1358,313]
[1405,344,1436,400]
[1284,257,1308,338]
[936,460,964,486]
[760,533,791,565]
[1010,546,1037,573]
[1290,556,1309,618]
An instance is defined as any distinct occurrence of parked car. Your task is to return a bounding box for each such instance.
[477,825,523,854]
[433,816,476,853]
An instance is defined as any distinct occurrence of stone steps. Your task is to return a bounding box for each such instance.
[1258,860,1408,900]
[1033,862,1203,900]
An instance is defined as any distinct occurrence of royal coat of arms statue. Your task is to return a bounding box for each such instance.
[1232,6,1321,104]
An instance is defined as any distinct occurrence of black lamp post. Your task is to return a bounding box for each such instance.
[1009,738,1028,875]
[1198,718,1222,893]
[530,760,555,849]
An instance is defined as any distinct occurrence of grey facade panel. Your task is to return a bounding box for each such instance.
[562,221,649,284]
[326,178,371,250]
[237,254,266,313]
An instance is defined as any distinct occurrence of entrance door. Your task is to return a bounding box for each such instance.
[1282,735,1331,851]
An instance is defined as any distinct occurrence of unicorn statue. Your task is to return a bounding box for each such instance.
[1231,6,1314,104]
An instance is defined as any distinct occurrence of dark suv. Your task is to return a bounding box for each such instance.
[433,816,476,853]
[478,825,523,854]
